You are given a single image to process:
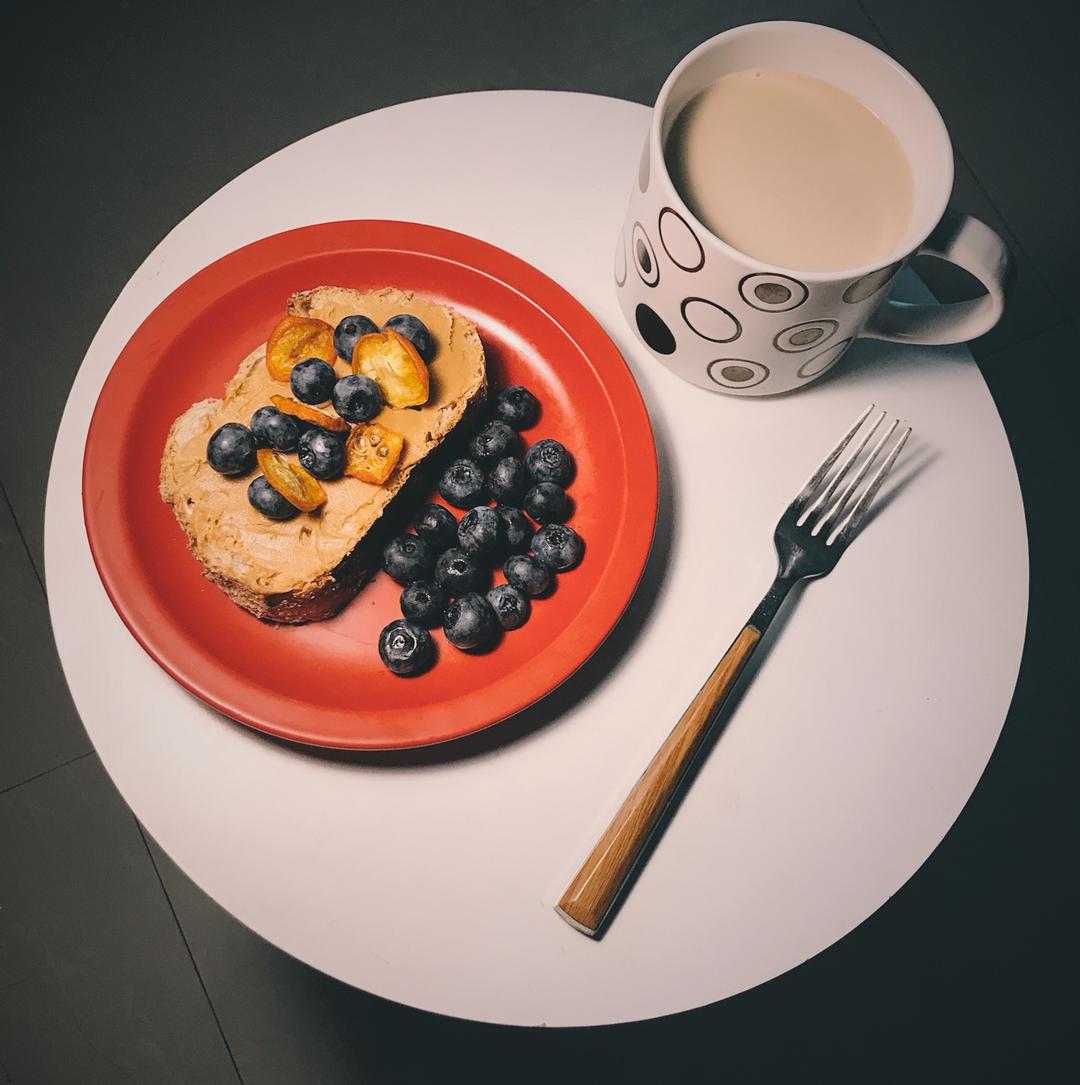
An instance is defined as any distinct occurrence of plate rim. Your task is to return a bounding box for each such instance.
[81,218,659,749]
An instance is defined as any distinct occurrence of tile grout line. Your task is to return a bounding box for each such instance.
[135,819,247,1085]
[949,147,1066,309]
[2,750,246,1080]
[4,461,244,1081]
[0,473,45,595]
[854,0,1068,314]
[0,751,94,799]
[973,314,1071,364]
[1,470,97,800]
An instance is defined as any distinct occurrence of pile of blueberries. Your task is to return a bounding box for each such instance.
[378,384,583,676]
[204,313,434,517]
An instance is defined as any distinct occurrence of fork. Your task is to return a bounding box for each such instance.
[556,404,912,937]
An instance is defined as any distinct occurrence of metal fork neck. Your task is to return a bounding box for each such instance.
[748,573,799,635]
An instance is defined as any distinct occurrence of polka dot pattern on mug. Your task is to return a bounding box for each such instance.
[843,261,901,303]
[632,222,659,287]
[635,303,676,355]
[774,319,838,353]
[638,138,650,193]
[797,338,851,379]
[658,207,705,272]
[614,229,627,287]
[681,297,741,343]
[707,358,770,389]
[738,273,808,312]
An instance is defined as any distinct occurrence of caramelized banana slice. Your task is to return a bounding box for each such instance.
[265,315,335,382]
[345,422,405,485]
[255,449,327,512]
[270,394,349,433]
[351,329,429,409]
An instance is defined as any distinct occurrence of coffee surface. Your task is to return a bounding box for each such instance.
[665,70,914,272]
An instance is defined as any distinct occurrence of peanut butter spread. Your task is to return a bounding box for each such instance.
[159,287,486,597]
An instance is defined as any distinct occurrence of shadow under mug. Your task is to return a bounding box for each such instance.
[615,21,1013,397]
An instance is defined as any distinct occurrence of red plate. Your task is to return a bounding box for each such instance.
[83,221,657,749]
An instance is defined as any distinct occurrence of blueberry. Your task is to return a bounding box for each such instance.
[249,405,301,451]
[525,438,574,485]
[504,553,552,597]
[487,583,530,630]
[532,523,583,571]
[492,385,540,430]
[443,592,498,650]
[400,580,448,628]
[382,534,436,585]
[378,619,435,676]
[469,420,522,465]
[487,456,527,504]
[457,506,506,561]
[207,422,257,476]
[496,505,532,554]
[413,503,458,550]
[435,548,487,596]
[247,476,300,520]
[383,314,435,363]
[331,374,382,423]
[290,358,337,405]
[524,482,570,524]
[438,458,487,508]
[334,314,379,362]
[297,428,345,480]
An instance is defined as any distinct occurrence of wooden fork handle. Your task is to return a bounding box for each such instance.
[556,624,762,936]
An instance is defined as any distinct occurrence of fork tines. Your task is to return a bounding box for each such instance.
[792,404,911,546]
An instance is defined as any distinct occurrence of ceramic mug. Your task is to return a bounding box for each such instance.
[614,21,1012,396]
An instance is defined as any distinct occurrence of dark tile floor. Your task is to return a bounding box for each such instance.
[3,1,1075,1081]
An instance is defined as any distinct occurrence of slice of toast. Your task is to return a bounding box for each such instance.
[159,286,486,623]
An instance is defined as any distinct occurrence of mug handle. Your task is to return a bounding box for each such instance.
[861,209,1013,345]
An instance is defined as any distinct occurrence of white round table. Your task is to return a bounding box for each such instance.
[47,92,1027,1026]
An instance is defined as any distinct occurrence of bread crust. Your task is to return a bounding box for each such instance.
[159,287,486,623]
